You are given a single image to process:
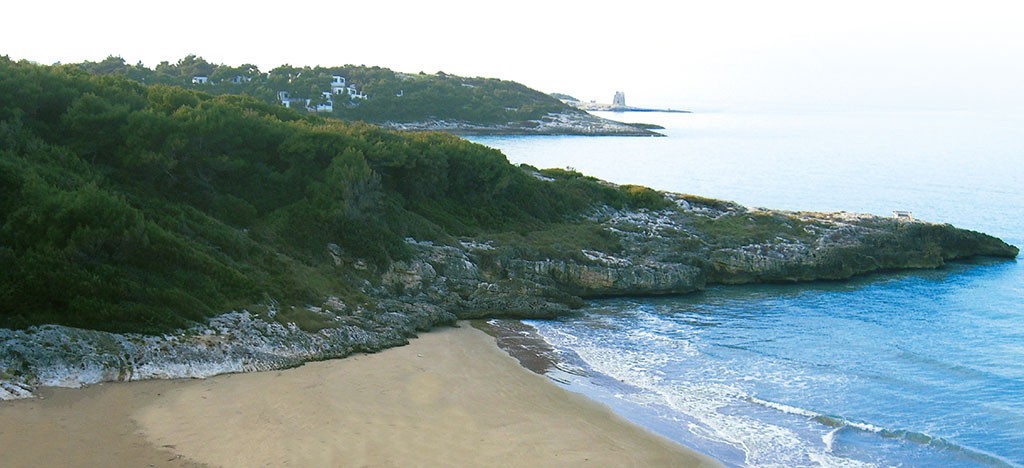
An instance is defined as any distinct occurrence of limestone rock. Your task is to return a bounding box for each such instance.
[1,198,1016,400]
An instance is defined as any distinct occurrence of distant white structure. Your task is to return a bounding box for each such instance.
[278,75,368,111]
[313,92,335,112]
[612,91,626,108]
[331,75,347,94]
[228,75,251,84]
[191,75,209,85]
[277,91,310,109]
[893,210,914,221]
[347,85,367,100]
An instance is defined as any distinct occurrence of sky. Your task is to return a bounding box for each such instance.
[4,0,1023,111]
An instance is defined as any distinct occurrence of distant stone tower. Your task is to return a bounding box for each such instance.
[612,91,626,108]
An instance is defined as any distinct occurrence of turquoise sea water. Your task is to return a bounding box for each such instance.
[468,110,1023,467]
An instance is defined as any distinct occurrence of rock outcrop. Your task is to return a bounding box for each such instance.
[369,198,1017,319]
[0,306,455,400]
[381,110,662,136]
[1,194,1017,399]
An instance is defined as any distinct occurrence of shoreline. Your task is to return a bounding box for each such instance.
[380,110,666,136]
[0,323,720,467]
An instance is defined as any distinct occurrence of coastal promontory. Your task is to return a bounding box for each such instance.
[70,55,660,136]
[0,58,1017,399]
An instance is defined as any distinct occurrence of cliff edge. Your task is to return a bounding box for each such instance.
[1,192,1015,399]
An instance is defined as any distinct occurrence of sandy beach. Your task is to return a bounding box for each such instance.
[0,323,718,467]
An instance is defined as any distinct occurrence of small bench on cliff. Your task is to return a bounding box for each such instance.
[893,210,914,221]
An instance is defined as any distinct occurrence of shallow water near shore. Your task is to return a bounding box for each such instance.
[469,109,1023,467]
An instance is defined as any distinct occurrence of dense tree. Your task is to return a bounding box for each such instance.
[0,58,643,333]
[175,54,216,78]
[77,55,128,75]
[72,56,570,124]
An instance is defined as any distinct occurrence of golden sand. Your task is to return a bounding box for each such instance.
[0,323,719,467]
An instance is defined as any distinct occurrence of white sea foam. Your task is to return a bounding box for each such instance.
[822,427,842,452]
[749,395,891,436]
[749,396,822,420]
[564,348,861,464]
[807,451,876,468]
[624,328,701,358]
[530,320,882,468]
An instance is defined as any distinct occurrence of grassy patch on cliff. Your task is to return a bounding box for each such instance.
[690,210,816,247]
[482,222,623,263]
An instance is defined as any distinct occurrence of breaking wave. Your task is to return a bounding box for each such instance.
[748,397,1018,467]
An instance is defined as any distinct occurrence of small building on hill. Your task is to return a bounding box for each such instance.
[313,92,335,113]
[277,91,310,109]
[331,75,347,94]
[347,85,367,100]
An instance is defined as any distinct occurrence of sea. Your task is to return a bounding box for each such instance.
[466,108,1024,467]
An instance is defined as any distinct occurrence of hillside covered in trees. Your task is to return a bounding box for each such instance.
[71,55,572,126]
[3,56,1016,340]
[1,57,1019,401]
[0,57,666,333]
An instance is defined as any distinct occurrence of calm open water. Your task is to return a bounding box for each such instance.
[468,110,1023,467]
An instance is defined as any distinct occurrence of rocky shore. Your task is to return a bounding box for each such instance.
[380,110,663,136]
[0,193,1016,400]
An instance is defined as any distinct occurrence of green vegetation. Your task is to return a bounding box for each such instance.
[621,185,673,210]
[0,58,654,334]
[549,93,579,102]
[483,222,624,263]
[72,55,571,125]
[690,210,812,246]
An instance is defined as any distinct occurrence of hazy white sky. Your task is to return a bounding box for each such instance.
[4,0,1023,111]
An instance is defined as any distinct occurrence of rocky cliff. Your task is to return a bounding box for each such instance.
[1,193,1016,399]
[372,196,1017,317]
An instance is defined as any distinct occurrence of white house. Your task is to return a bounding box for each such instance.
[277,74,372,111]
[893,210,914,221]
[347,85,367,100]
[278,91,311,109]
[192,76,209,85]
[331,75,347,94]
[313,92,334,112]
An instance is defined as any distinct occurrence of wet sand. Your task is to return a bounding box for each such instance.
[0,323,719,467]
